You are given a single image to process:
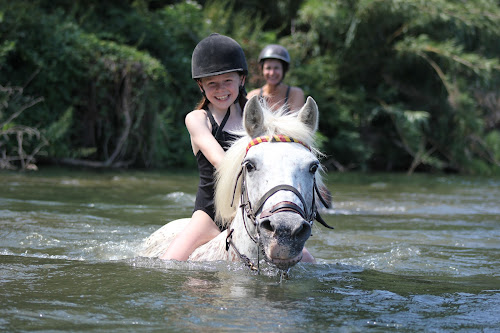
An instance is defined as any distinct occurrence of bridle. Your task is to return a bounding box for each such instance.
[225,135,334,272]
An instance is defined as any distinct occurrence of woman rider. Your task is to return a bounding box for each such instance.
[247,44,305,113]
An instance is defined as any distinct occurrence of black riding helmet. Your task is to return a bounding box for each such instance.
[192,33,248,79]
[258,44,291,73]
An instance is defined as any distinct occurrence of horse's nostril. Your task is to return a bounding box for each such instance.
[260,219,273,233]
[292,224,302,237]
[292,221,311,239]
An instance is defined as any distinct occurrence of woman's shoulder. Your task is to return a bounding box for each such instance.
[289,86,304,99]
[246,88,261,99]
[287,86,305,111]
[289,85,304,95]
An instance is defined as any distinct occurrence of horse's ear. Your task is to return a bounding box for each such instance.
[243,95,265,138]
[297,96,319,133]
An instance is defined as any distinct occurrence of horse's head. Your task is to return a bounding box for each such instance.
[216,96,330,270]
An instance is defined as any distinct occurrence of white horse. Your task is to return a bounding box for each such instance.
[138,96,333,271]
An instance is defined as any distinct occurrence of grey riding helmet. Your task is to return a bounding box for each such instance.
[192,33,248,79]
[258,44,291,72]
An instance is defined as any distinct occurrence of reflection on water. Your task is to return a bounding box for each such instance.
[0,168,499,332]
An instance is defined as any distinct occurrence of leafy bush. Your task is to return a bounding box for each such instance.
[1,0,498,174]
[280,0,500,174]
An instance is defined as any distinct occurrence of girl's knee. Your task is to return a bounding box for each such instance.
[301,248,316,263]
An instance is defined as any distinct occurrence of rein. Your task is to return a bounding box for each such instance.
[225,229,259,272]
[226,135,334,272]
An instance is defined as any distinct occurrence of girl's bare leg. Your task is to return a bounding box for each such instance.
[160,210,221,261]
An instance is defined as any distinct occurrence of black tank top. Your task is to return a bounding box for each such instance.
[194,107,240,231]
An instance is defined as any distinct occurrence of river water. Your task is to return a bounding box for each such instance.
[1,168,499,332]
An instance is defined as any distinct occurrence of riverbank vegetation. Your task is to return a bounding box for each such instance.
[1,0,499,174]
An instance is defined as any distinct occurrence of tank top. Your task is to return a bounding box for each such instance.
[259,85,291,113]
[194,107,241,231]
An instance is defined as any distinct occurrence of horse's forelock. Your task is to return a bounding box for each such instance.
[214,100,322,227]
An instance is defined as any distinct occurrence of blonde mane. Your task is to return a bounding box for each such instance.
[215,101,324,227]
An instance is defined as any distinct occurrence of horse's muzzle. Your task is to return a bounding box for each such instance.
[258,209,312,269]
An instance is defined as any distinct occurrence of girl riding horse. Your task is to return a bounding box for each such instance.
[160,34,315,262]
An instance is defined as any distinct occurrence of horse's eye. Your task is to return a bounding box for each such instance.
[309,163,319,174]
[244,161,255,172]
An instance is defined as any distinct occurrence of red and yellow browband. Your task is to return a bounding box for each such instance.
[245,135,310,154]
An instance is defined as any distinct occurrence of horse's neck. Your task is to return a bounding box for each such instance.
[188,214,258,262]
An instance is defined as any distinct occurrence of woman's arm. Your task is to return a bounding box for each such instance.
[288,87,305,112]
[246,88,260,100]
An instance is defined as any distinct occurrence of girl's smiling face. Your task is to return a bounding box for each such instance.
[199,72,244,111]
[262,59,284,86]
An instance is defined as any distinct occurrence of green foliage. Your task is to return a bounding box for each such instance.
[0,0,197,168]
[0,83,46,170]
[283,0,500,174]
[1,0,498,174]
[43,107,79,158]
[485,130,500,160]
